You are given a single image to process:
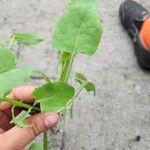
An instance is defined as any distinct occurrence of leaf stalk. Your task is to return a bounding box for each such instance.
[43,131,49,150]
[0,97,40,112]
[59,52,75,82]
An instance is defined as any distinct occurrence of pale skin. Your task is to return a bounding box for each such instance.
[0,86,59,150]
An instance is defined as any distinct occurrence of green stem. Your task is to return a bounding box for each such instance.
[64,54,74,82]
[43,131,49,150]
[70,81,88,101]
[59,52,75,82]
[0,97,40,112]
[69,85,84,115]
[70,103,74,118]
[58,52,75,149]
[42,51,75,150]
[58,81,87,112]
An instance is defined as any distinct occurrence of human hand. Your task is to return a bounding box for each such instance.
[0,86,59,150]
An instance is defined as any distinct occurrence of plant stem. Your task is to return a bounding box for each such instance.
[58,52,75,149]
[58,81,87,112]
[59,52,75,82]
[0,97,40,112]
[70,103,74,118]
[43,131,49,150]
[67,83,86,114]
[42,52,75,150]
[67,81,88,105]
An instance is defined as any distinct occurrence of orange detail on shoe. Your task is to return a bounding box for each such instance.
[140,17,150,50]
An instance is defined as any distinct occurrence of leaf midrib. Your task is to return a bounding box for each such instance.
[71,4,89,54]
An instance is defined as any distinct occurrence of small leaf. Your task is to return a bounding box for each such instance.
[29,142,43,150]
[12,33,44,46]
[75,73,96,95]
[32,82,75,112]
[11,111,30,128]
[0,67,33,97]
[75,73,87,84]
[0,47,16,73]
[84,82,96,96]
[52,1,103,55]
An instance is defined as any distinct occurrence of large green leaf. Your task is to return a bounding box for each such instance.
[0,67,33,97]
[0,47,16,73]
[75,73,96,95]
[52,1,103,55]
[12,33,44,46]
[32,82,75,112]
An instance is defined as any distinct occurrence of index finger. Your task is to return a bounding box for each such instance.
[0,86,35,110]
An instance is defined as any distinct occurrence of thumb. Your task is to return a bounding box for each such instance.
[1,113,59,150]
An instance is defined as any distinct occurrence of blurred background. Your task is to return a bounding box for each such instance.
[0,0,150,149]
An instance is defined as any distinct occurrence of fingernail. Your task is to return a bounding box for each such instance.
[44,114,59,128]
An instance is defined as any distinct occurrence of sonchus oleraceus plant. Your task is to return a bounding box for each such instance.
[0,0,103,149]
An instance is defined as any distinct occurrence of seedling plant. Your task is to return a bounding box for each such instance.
[0,0,103,149]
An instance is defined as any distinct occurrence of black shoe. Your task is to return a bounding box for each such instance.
[119,0,150,70]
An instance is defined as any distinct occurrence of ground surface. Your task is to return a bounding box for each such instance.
[0,0,150,150]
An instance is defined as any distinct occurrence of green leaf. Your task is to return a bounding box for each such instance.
[11,111,30,128]
[0,67,33,97]
[84,82,96,95]
[75,73,87,83]
[12,33,44,46]
[0,47,16,73]
[75,73,96,95]
[32,82,75,112]
[52,1,103,55]
[28,142,43,150]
